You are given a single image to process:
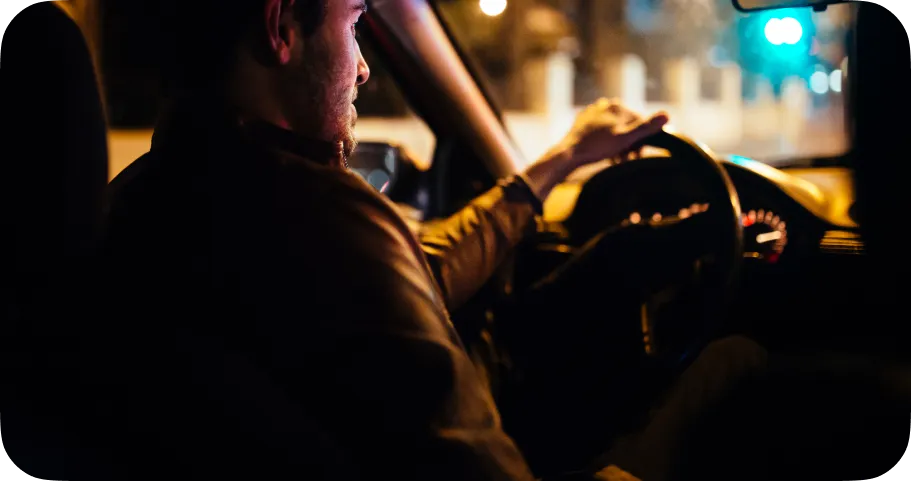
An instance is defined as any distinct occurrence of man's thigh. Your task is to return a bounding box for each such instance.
[501,335,767,478]
[592,335,769,480]
[600,340,911,481]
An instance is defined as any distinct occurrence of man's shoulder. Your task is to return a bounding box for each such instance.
[272,159,417,252]
[105,150,171,218]
[266,154,388,212]
[103,147,418,260]
[267,161,447,330]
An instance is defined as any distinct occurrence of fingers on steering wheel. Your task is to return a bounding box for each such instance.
[617,145,644,164]
[608,101,642,124]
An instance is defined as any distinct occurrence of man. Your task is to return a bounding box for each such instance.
[99,0,683,478]
[96,1,853,480]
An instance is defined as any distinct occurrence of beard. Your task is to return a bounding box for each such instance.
[341,88,358,160]
[279,42,359,166]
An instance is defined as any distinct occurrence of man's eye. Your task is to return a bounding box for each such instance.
[351,23,358,37]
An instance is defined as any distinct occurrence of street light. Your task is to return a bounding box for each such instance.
[480,0,507,17]
[830,69,843,93]
[810,71,829,94]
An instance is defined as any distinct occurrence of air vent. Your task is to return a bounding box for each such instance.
[820,230,865,255]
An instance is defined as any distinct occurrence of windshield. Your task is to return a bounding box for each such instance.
[437,0,853,167]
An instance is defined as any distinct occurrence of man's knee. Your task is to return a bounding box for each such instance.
[700,335,768,375]
[674,335,769,406]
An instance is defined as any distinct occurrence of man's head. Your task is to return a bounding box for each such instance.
[160,0,370,158]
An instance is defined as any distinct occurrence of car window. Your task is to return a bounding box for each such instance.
[437,0,852,167]
[84,0,434,178]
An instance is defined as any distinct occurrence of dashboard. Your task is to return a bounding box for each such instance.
[540,155,862,267]
[723,157,861,263]
[530,154,867,349]
[352,143,863,268]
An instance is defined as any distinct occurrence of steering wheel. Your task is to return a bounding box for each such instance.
[491,130,743,478]
[519,129,744,368]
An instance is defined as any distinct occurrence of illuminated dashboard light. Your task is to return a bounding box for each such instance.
[743,209,789,263]
[756,231,783,244]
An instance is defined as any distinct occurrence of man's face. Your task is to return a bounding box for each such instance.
[278,0,370,159]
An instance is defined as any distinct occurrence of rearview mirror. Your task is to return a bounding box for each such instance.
[733,0,849,12]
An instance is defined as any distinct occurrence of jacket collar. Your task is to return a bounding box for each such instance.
[151,97,343,168]
[243,120,344,168]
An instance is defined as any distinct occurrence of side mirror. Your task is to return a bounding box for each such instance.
[348,141,430,222]
[348,141,401,194]
[348,141,426,203]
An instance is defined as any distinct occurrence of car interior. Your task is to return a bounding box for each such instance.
[3,0,911,479]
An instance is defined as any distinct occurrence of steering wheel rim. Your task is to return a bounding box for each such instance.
[646,128,744,278]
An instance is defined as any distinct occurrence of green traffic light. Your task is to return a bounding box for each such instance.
[736,7,816,85]
[764,17,804,45]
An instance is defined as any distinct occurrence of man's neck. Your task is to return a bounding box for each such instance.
[242,120,345,168]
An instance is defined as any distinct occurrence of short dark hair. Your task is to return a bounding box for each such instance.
[154,0,326,96]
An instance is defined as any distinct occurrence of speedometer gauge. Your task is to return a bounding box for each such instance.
[742,209,788,263]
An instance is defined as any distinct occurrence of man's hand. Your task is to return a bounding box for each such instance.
[594,465,643,481]
[522,99,669,202]
[556,98,670,166]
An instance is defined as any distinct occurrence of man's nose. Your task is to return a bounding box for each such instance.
[356,46,370,86]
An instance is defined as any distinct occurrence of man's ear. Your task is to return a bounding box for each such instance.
[263,0,297,65]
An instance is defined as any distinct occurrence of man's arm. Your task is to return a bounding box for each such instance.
[418,175,541,311]
[270,169,537,481]
[417,100,669,311]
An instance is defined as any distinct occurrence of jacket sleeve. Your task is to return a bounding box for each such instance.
[418,175,542,311]
[270,170,537,481]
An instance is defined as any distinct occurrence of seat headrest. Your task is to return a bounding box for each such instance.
[2,2,109,268]
[1,7,112,479]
